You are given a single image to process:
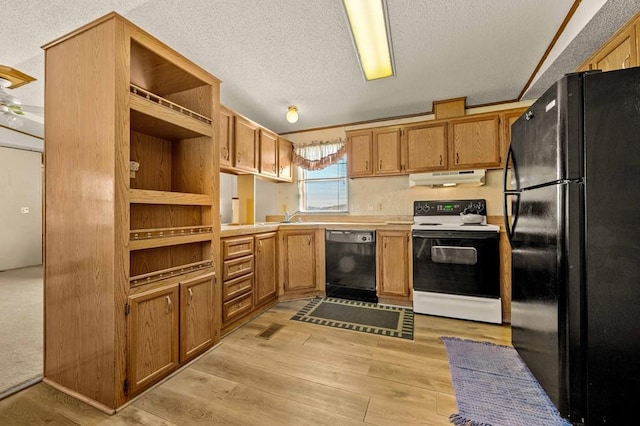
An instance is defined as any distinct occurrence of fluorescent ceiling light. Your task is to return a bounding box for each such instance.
[343,0,394,81]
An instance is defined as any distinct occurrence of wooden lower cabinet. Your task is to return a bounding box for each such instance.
[128,284,180,396]
[179,272,216,363]
[254,232,278,306]
[280,229,320,296]
[377,230,411,299]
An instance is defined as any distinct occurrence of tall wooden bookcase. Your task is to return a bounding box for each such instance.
[43,13,221,411]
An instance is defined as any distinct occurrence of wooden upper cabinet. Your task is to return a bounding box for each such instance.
[260,129,279,178]
[278,138,293,182]
[377,231,410,298]
[347,130,373,177]
[373,127,402,175]
[449,114,501,169]
[592,25,637,72]
[128,284,179,396]
[501,108,526,168]
[234,116,259,173]
[179,272,215,363]
[402,122,448,173]
[219,106,234,168]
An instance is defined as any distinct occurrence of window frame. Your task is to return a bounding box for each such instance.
[297,157,348,213]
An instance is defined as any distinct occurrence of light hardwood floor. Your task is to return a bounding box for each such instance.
[0,299,511,425]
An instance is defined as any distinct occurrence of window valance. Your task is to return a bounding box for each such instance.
[293,138,346,171]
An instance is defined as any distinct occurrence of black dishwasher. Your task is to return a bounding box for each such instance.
[325,230,377,303]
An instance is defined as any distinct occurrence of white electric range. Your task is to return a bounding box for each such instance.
[411,199,502,324]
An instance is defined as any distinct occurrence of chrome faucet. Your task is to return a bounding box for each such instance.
[283,210,302,223]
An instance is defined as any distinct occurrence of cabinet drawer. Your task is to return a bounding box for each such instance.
[223,273,254,302]
[223,236,254,260]
[223,255,254,281]
[222,292,253,323]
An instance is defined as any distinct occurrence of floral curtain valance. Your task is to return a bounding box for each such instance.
[293,138,346,171]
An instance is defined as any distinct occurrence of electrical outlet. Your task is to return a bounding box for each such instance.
[352,203,360,212]
[20,207,30,214]
[367,203,374,211]
[377,201,383,211]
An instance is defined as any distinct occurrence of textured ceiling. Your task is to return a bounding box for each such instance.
[2,0,638,138]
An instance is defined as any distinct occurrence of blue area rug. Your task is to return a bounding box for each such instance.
[441,337,570,426]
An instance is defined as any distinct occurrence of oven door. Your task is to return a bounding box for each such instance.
[412,230,500,298]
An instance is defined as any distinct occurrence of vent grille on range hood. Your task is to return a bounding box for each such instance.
[409,169,485,187]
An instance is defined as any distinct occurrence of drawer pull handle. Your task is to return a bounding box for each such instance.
[188,288,194,305]
[165,296,172,314]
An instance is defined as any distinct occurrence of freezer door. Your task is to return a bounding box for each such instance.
[510,183,568,413]
[509,74,583,190]
[582,67,640,425]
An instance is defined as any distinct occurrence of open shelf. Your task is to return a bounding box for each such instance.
[130,241,212,287]
[129,189,212,205]
[130,260,213,286]
[130,40,212,118]
[130,90,212,140]
[130,226,213,251]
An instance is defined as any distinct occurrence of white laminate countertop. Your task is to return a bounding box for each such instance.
[220,221,413,237]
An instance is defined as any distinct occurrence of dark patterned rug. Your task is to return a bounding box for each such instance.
[290,297,413,340]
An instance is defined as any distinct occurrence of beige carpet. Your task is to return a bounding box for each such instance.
[0,265,43,399]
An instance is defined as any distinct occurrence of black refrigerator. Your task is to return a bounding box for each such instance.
[504,68,640,425]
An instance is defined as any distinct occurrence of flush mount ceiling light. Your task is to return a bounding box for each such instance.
[343,0,395,81]
[286,106,299,123]
[0,65,36,89]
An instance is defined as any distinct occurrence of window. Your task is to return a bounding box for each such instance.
[298,157,348,212]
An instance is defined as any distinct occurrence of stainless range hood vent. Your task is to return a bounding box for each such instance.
[409,169,486,187]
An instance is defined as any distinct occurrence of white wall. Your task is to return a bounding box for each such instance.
[0,146,42,270]
[254,178,279,222]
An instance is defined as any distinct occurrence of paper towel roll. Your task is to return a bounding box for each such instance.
[231,197,240,224]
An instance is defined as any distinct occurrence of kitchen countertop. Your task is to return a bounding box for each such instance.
[220,221,413,237]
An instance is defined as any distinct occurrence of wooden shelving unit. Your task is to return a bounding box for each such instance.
[43,12,221,412]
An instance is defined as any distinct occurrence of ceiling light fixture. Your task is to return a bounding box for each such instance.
[0,77,25,129]
[286,106,299,123]
[343,0,395,81]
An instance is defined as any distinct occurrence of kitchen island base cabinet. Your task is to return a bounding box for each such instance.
[377,231,411,301]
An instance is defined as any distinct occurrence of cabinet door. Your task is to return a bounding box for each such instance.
[403,123,448,172]
[347,130,373,177]
[219,106,234,168]
[374,127,402,175]
[450,115,501,169]
[282,231,316,292]
[278,138,294,182]
[260,129,278,178]
[501,108,526,168]
[180,272,215,363]
[593,26,636,72]
[234,116,259,173]
[377,231,410,297]
[255,232,277,306]
[128,284,179,396]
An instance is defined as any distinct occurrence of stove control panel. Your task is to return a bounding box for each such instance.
[414,199,486,216]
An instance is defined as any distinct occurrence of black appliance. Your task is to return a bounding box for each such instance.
[325,229,377,302]
[504,68,640,425]
[412,199,501,324]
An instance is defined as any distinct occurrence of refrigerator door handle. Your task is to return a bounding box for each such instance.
[503,144,520,243]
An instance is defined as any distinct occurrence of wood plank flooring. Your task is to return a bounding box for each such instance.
[0,299,511,425]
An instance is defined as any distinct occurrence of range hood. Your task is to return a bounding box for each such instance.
[409,169,486,187]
